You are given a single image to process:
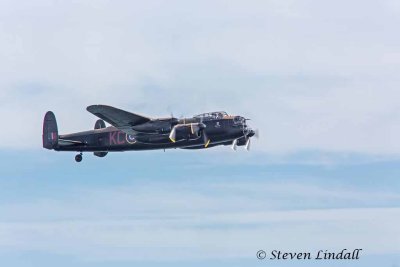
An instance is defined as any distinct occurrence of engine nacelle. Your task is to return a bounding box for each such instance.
[94,119,108,157]
[94,119,106,129]
[94,151,108,157]
[236,137,247,146]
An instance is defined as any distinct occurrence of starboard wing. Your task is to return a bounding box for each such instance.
[87,105,151,135]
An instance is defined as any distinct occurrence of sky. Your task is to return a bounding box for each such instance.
[0,0,399,266]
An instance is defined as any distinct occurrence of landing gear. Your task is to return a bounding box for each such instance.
[75,153,83,162]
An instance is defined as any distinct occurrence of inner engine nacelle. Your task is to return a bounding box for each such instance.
[94,151,108,157]
[169,123,204,142]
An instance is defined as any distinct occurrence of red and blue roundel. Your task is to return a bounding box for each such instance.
[126,134,136,144]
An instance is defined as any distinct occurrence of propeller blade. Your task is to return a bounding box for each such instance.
[254,129,259,139]
[191,123,198,134]
[231,139,237,151]
[169,127,176,142]
[245,138,251,151]
[203,131,210,148]
[190,123,206,135]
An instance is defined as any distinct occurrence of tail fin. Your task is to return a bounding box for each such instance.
[42,111,58,149]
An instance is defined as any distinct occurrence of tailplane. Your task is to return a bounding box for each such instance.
[42,111,58,149]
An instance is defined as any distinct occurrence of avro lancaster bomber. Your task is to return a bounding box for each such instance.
[43,105,258,162]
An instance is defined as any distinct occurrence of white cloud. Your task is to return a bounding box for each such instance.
[0,0,399,154]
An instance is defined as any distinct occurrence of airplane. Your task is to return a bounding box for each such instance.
[42,105,258,162]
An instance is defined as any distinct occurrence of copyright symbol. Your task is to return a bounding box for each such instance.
[257,250,266,260]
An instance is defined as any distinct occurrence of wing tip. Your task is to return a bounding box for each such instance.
[87,104,105,112]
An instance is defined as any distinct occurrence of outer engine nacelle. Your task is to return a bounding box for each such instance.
[169,123,205,142]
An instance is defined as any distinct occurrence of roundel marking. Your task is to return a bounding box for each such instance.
[126,134,137,144]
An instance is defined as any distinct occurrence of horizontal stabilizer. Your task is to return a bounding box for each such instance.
[58,139,84,146]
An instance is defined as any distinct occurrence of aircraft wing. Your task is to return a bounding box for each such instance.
[87,105,151,134]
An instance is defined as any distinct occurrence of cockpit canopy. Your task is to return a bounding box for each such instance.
[193,111,228,120]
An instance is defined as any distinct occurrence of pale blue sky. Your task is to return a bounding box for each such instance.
[0,0,399,266]
[0,150,399,266]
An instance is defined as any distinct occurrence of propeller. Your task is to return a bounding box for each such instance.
[197,117,210,148]
[169,122,207,145]
[190,123,202,135]
[231,117,257,151]
[231,139,238,151]
[245,138,251,151]
[254,129,259,139]
[244,128,257,151]
[203,130,210,148]
[166,108,182,125]
[169,127,177,142]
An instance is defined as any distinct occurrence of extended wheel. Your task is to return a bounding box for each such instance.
[75,153,82,162]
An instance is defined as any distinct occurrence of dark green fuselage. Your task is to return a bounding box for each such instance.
[56,117,247,152]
